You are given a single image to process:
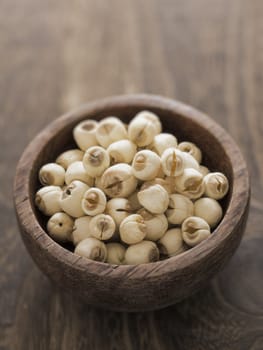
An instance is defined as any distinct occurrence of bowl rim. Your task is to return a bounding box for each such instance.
[13,94,250,280]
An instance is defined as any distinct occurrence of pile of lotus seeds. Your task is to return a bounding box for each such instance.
[35,111,229,265]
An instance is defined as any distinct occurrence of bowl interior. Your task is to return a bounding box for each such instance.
[30,103,233,249]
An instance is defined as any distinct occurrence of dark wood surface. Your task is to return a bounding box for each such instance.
[14,95,250,312]
[0,0,262,348]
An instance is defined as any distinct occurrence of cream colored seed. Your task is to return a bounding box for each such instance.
[83,146,110,177]
[96,117,128,148]
[90,214,116,241]
[106,243,126,264]
[132,150,161,181]
[166,194,194,225]
[107,139,137,164]
[137,184,169,214]
[194,197,223,228]
[182,152,200,169]
[101,163,138,198]
[199,165,210,176]
[181,216,211,247]
[161,148,199,177]
[133,110,162,134]
[141,178,173,194]
[82,187,107,216]
[128,116,158,147]
[119,214,147,244]
[178,141,202,163]
[39,163,65,186]
[65,161,94,186]
[72,216,92,246]
[56,149,84,170]
[138,208,168,241]
[161,148,183,177]
[158,228,185,257]
[74,237,107,262]
[47,212,74,242]
[105,198,132,227]
[150,133,178,156]
[73,119,98,151]
[174,168,205,199]
[125,240,159,265]
[35,186,62,216]
[59,180,89,218]
[204,172,229,200]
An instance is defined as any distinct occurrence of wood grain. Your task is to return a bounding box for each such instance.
[0,0,262,348]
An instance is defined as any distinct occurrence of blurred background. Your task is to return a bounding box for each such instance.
[1,0,262,349]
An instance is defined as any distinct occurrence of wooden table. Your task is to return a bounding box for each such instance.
[1,0,262,349]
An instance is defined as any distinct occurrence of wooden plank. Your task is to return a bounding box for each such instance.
[0,0,262,348]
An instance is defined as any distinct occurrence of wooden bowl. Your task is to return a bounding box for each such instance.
[14,94,250,312]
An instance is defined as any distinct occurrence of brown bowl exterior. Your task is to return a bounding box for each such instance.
[14,94,250,312]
